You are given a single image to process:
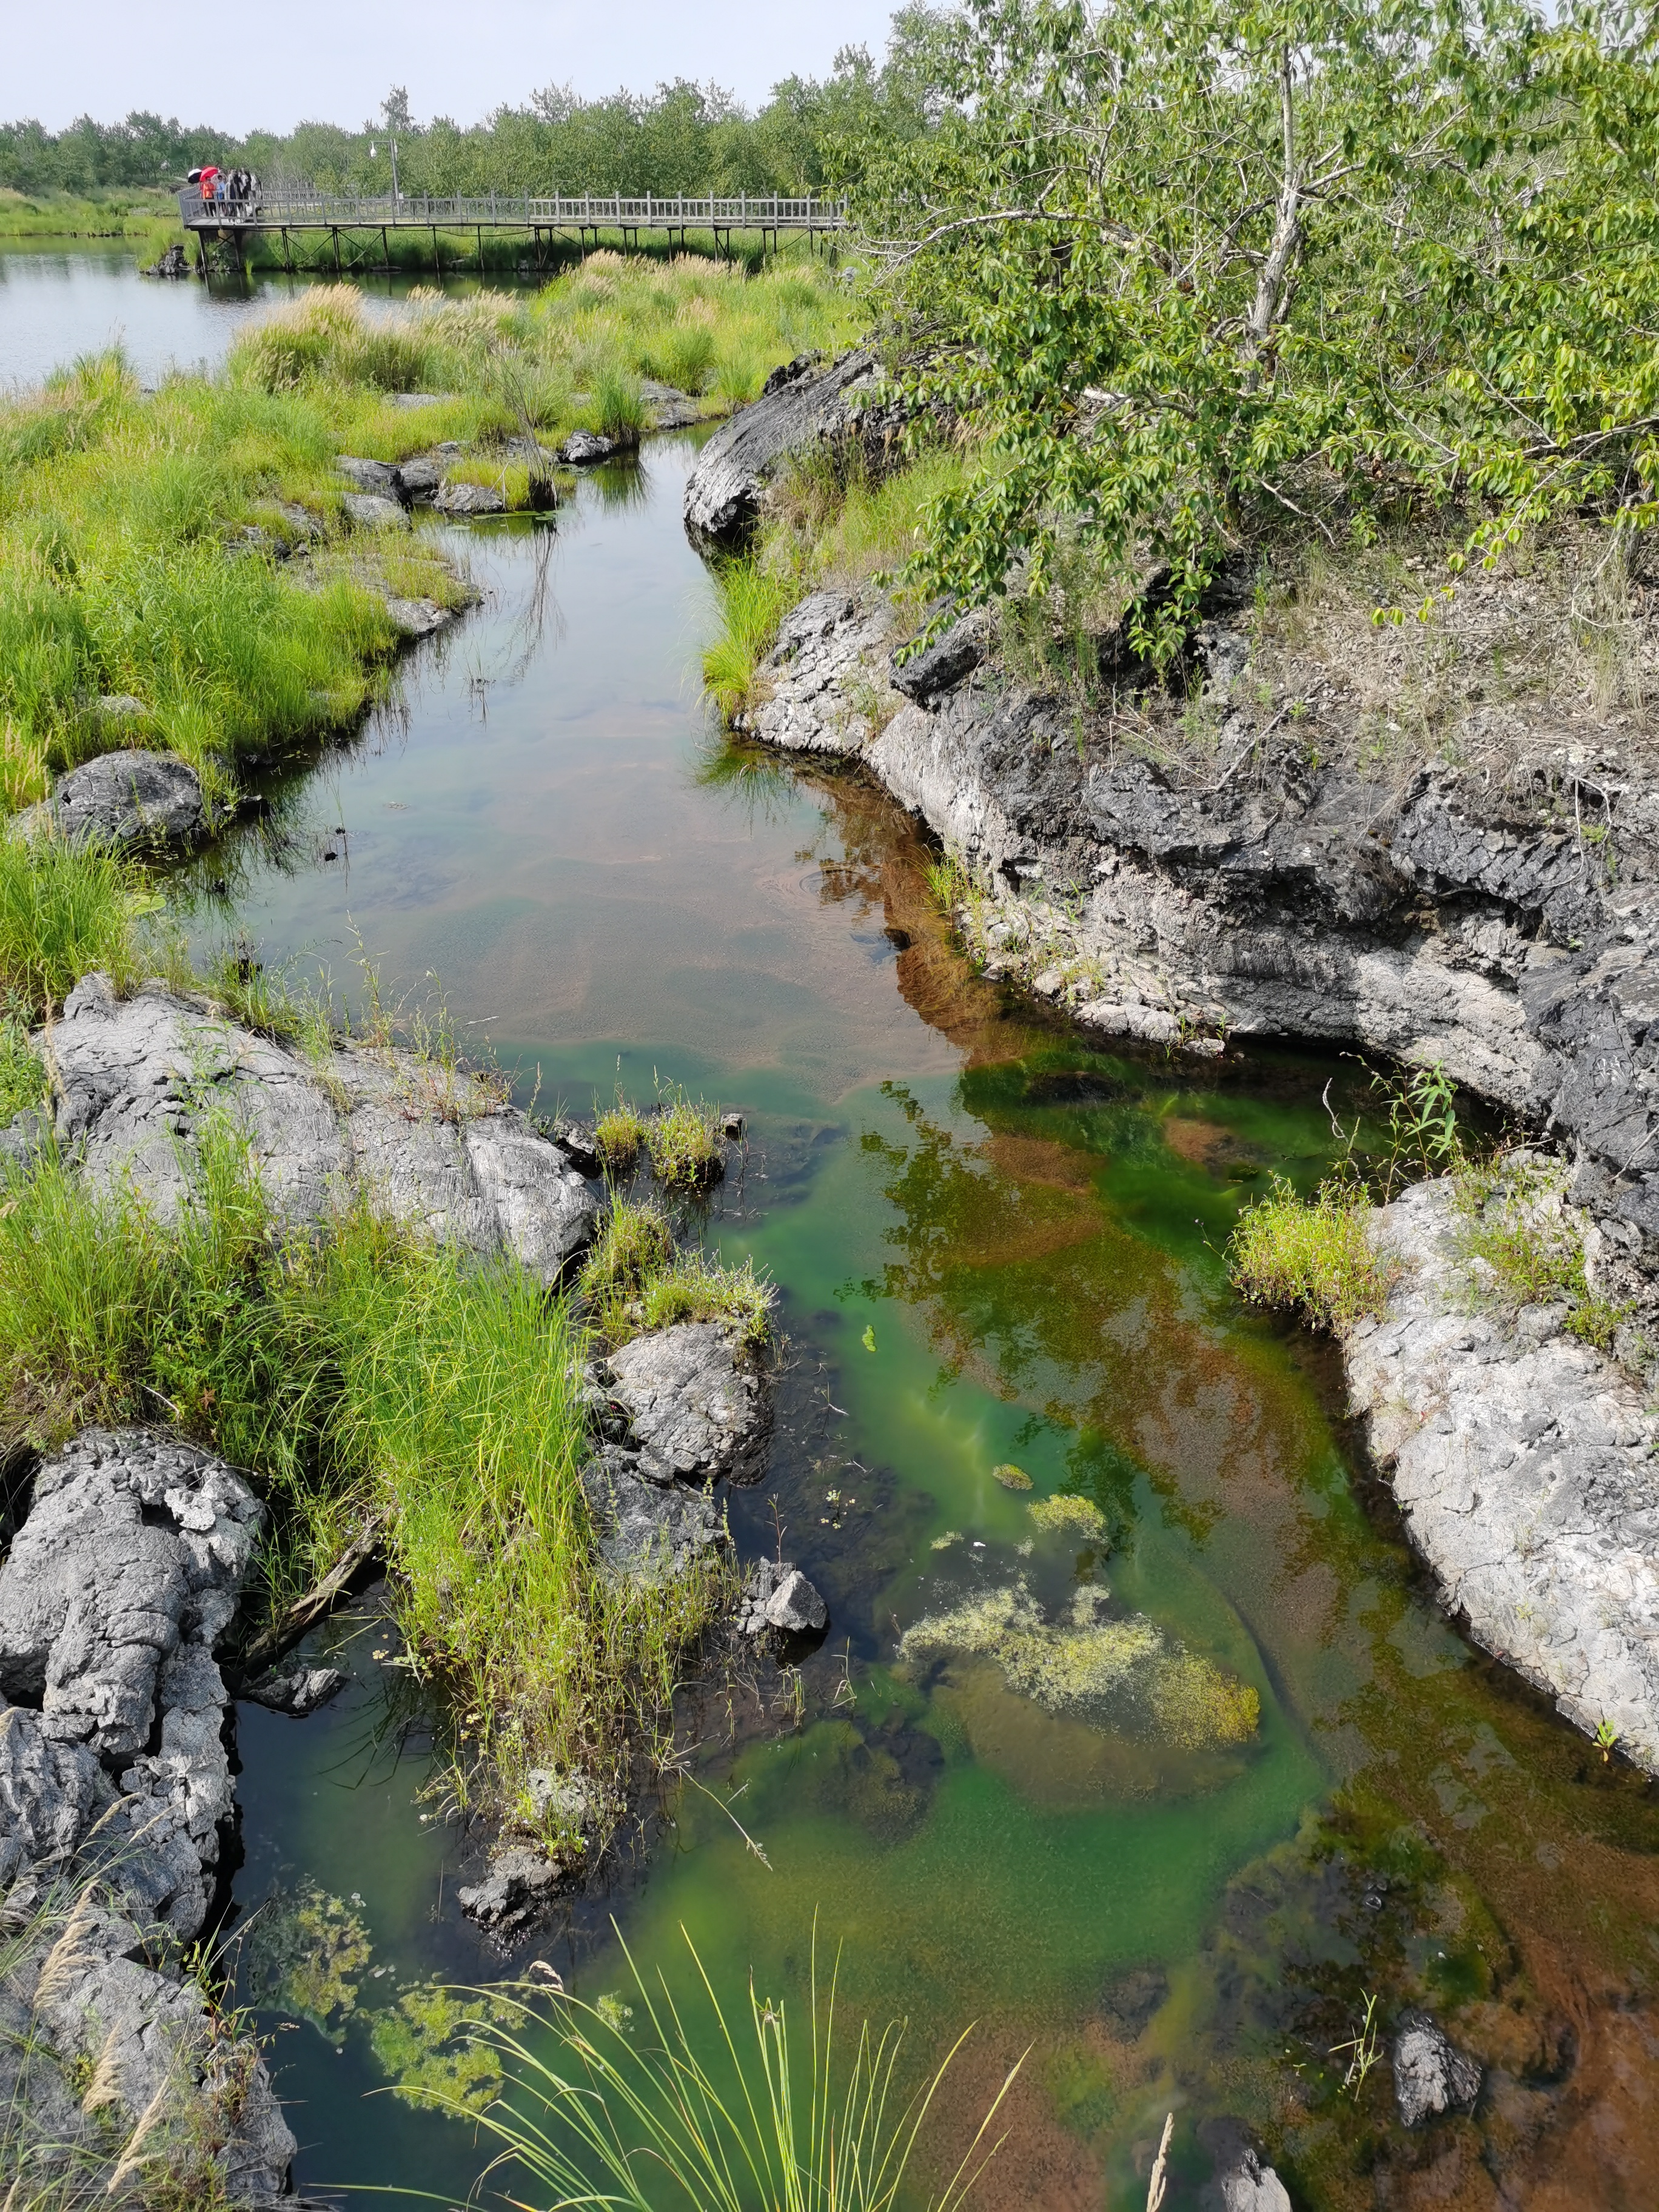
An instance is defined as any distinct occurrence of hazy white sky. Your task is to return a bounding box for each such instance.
[13,1,899,134]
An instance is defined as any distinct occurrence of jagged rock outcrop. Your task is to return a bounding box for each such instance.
[605,1320,765,1483]
[37,974,600,1280]
[1341,1175,1659,1773]
[13,748,204,851]
[743,587,1659,1347]
[0,1885,298,2204]
[0,1431,293,2203]
[0,1430,261,1935]
[683,350,879,547]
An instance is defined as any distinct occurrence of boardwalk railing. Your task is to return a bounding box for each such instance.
[179,189,846,233]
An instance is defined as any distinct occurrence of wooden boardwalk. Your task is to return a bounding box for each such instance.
[178,189,846,272]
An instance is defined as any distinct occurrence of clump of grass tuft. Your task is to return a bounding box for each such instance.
[645,1085,724,1191]
[0,834,138,1017]
[0,1009,45,1119]
[589,367,646,447]
[578,1193,675,1336]
[451,1923,1021,2212]
[1228,1172,1398,1330]
[595,1098,650,1173]
[1453,1155,1630,1352]
[640,1246,775,1348]
[702,561,796,723]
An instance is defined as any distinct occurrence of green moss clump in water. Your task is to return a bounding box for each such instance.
[368,1981,529,2112]
[240,1881,372,2045]
[1027,1493,1104,1535]
[899,1581,1258,1749]
[993,1461,1033,1490]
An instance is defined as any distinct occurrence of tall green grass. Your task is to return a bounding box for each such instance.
[0,833,138,1016]
[0,1127,726,1801]
[460,1925,1020,2212]
[0,347,464,815]
[702,564,798,722]
[701,447,972,728]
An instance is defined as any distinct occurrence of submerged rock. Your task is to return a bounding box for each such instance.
[243,1666,347,1717]
[605,1321,764,1483]
[683,349,879,548]
[0,1428,262,1935]
[15,747,204,852]
[1342,1174,1659,1773]
[43,974,599,1281]
[1392,2009,1482,2126]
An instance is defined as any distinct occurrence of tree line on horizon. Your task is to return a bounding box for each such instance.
[0,21,940,201]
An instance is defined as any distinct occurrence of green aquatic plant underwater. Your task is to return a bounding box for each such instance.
[454,1925,1022,2212]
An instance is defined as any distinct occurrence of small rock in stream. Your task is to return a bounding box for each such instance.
[1392,2009,1482,2126]
[242,1666,347,1717]
[737,1559,828,1637]
[457,1844,563,1935]
[559,429,615,464]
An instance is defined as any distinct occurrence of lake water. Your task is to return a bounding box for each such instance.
[13,249,1659,2211]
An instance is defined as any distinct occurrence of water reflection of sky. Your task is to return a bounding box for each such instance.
[0,243,481,390]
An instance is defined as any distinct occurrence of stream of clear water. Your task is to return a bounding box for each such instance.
[8,250,1659,2212]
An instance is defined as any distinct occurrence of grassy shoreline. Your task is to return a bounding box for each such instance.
[0,249,831,1825]
[1,253,849,828]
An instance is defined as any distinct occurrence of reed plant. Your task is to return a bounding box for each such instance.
[457,1925,1020,2212]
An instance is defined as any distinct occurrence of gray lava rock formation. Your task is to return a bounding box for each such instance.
[683,349,879,547]
[35,973,599,1281]
[1342,1172,1659,1772]
[0,1430,296,2202]
[13,747,204,851]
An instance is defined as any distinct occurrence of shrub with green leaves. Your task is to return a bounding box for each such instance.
[856,0,1659,659]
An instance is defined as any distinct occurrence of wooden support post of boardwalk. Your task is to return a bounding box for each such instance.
[178,188,847,272]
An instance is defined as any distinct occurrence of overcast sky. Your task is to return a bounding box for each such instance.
[11,1,900,135]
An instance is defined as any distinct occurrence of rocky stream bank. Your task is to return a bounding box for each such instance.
[686,388,1659,1780]
[0,974,777,2200]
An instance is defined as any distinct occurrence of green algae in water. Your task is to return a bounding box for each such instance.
[992,1461,1033,1490]
[367,1980,531,2113]
[240,1881,372,2046]
[1026,1492,1104,1535]
[898,1580,1260,1748]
